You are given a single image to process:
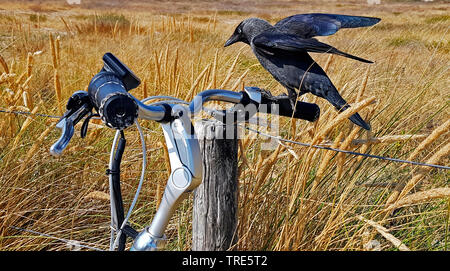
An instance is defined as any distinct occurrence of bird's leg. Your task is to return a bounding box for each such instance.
[286,87,299,110]
[258,88,320,122]
[262,87,298,115]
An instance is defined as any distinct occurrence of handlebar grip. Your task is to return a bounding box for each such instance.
[88,72,138,130]
[260,92,320,122]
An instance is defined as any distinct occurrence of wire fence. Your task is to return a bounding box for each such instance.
[0,109,61,119]
[1,108,449,170]
[243,126,450,170]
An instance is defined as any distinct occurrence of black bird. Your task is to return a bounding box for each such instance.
[224,13,381,130]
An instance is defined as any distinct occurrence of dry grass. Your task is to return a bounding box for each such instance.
[0,0,448,251]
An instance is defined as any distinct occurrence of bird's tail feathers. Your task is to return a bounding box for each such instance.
[348,112,371,131]
[325,88,371,130]
[330,48,373,64]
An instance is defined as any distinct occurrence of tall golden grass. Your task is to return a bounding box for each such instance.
[0,1,448,251]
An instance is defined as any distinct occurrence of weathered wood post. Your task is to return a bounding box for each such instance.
[192,121,239,251]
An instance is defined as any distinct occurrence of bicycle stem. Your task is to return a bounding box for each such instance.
[131,115,202,251]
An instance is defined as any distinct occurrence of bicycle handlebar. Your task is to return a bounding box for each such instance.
[50,52,320,156]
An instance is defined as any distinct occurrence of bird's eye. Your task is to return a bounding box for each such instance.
[237,28,242,34]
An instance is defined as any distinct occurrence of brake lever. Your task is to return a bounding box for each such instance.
[50,91,93,156]
[50,104,92,156]
[80,112,99,139]
[50,117,74,156]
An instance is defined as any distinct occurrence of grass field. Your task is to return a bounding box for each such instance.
[0,0,449,251]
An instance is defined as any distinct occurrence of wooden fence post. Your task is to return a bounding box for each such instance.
[192,121,238,251]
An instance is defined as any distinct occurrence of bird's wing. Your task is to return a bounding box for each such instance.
[252,31,373,63]
[274,13,381,38]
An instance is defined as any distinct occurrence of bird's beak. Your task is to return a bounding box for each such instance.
[224,34,240,47]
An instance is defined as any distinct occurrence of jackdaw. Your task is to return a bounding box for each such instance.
[224,13,381,130]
